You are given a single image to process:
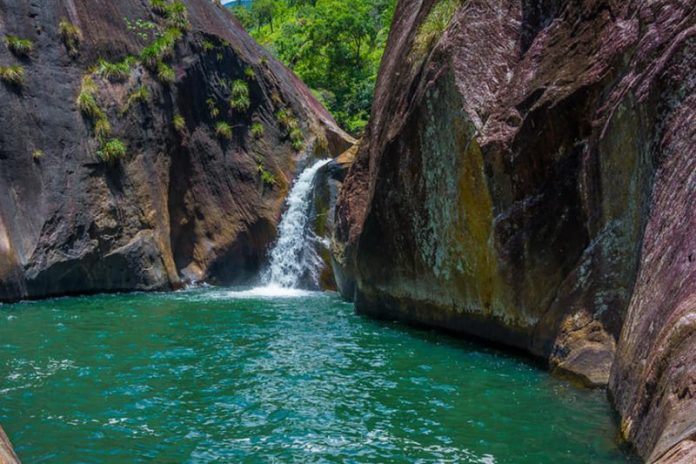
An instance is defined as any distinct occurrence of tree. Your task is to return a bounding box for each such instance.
[230,0,396,134]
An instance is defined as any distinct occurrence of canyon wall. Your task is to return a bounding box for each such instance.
[0,0,351,302]
[334,0,695,461]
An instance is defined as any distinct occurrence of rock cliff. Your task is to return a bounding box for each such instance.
[0,0,351,302]
[0,425,19,464]
[334,0,695,461]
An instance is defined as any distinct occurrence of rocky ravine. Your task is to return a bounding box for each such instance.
[0,0,351,303]
[334,0,695,462]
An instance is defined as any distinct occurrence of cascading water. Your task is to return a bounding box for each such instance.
[262,159,332,289]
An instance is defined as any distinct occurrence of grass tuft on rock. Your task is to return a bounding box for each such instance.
[150,0,168,15]
[257,164,277,186]
[0,65,25,86]
[251,122,264,139]
[58,19,81,57]
[156,62,175,84]
[289,127,304,151]
[121,85,150,115]
[97,57,134,82]
[5,35,33,57]
[77,76,111,140]
[230,79,250,112]
[413,0,463,58]
[140,27,181,69]
[97,138,127,163]
[173,113,186,133]
[152,0,190,31]
[215,121,232,140]
[206,98,220,118]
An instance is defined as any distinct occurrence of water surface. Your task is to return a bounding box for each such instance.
[0,288,633,463]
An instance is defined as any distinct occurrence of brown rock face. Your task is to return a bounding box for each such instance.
[0,425,19,464]
[0,0,350,302]
[334,0,695,461]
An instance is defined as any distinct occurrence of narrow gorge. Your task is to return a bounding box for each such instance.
[0,0,694,463]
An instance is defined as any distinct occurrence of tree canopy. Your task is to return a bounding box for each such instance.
[231,0,396,134]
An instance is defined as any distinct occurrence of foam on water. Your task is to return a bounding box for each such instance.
[223,285,318,299]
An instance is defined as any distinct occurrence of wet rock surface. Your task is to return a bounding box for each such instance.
[0,0,350,302]
[334,0,695,461]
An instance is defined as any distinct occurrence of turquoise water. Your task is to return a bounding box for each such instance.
[0,288,633,463]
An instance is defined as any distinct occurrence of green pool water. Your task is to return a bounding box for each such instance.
[0,288,634,463]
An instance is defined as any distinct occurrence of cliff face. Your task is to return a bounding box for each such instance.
[334,0,695,461]
[0,425,19,464]
[0,0,351,302]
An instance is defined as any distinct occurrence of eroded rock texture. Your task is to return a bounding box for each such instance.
[334,0,695,460]
[0,0,350,302]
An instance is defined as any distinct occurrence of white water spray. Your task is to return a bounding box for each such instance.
[262,159,332,289]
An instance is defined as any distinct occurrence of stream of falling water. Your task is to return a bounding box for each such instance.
[262,159,331,289]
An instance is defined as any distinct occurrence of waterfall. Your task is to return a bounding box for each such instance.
[263,159,332,289]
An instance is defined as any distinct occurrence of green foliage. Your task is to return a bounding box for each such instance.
[168,1,190,30]
[173,113,186,132]
[140,27,181,68]
[229,79,250,112]
[97,57,134,82]
[77,76,111,139]
[121,85,150,114]
[32,149,44,160]
[206,97,220,118]
[150,0,168,15]
[58,19,81,57]
[215,121,232,139]
[275,109,289,127]
[156,62,175,84]
[94,117,112,140]
[244,67,256,80]
[124,17,159,41]
[257,163,277,186]
[97,138,127,163]
[230,0,396,134]
[159,0,190,30]
[251,122,264,139]
[5,35,33,57]
[289,127,304,151]
[77,76,102,117]
[0,65,25,86]
[150,0,190,30]
[202,39,215,52]
[413,0,462,57]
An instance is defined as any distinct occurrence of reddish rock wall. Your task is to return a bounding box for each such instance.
[334,0,695,460]
[0,425,19,464]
